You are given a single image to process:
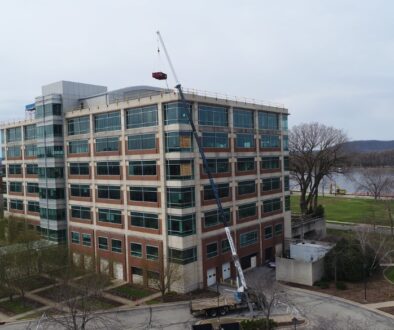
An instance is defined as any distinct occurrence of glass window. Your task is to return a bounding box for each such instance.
[35,104,61,118]
[167,187,195,208]
[165,132,193,152]
[97,161,120,175]
[70,184,90,197]
[203,159,229,174]
[262,177,281,192]
[25,144,37,157]
[6,127,22,142]
[234,109,254,128]
[261,157,280,170]
[282,114,288,130]
[237,158,255,172]
[71,206,91,219]
[202,132,228,148]
[40,208,65,221]
[204,208,231,228]
[240,231,258,247]
[69,163,89,176]
[94,111,121,132]
[129,161,156,176]
[238,203,257,219]
[221,239,230,253]
[264,226,273,239]
[38,167,64,179]
[95,137,118,152]
[128,133,156,150]
[82,234,92,246]
[68,116,90,135]
[26,182,39,194]
[27,201,40,213]
[71,232,80,244]
[36,124,63,138]
[126,105,158,128]
[146,246,159,260]
[39,187,65,199]
[283,135,288,151]
[284,156,289,171]
[206,242,218,258]
[69,140,89,154]
[2,198,7,211]
[37,145,64,158]
[130,212,159,229]
[98,237,108,250]
[203,183,230,200]
[97,185,121,200]
[284,176,290,191]
[164,101,191,125]
[10,199,24,210]
[285,195,290,211]
[168,247,197,264]
[260,135,280,148]
[199,104,228,127]
[2,182,7,194]
[275,223,283,236]
[263,198,282,213]
[26,164,38,175]
[7,146,21,158]
[98,208,122,224]
[130,243,142,257]
[258,112,279,130]
[9,182,22,193]
[237,181,256,195]
[130,187,158,203]
[8,164,22,175]
[112,239,122,253]
[24,125,36,140]
[166,160,193,180]
[168,214,196,236]
[236,133,255,148]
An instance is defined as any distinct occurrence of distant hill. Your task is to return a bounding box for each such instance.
[344,140,394,153]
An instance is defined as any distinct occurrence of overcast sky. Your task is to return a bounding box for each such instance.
[0,0,393,140]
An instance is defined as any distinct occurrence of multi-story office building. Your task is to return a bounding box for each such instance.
[1,81,290,292]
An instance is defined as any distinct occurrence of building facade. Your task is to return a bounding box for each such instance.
[1,81,290,292]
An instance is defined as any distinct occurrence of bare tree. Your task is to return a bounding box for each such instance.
[290,122,348,215]
[43,270,120,330]
[248,276,295,328]
[354,225,386,301]
[147,255,182,301]
[352,168,394,200]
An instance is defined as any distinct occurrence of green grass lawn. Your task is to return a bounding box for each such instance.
[109,284,156,300]
[291,195,394,225]
[0,297,43,315]
[384,267,394,284]
[76,296,122,311]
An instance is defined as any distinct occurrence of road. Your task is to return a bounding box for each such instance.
[2,284,393,329]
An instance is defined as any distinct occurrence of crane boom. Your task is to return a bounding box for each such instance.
[156,31,254,315]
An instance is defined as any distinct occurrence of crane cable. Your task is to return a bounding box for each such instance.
[156,36,170,90]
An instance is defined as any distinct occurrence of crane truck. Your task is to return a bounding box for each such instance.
[154,31,255,317]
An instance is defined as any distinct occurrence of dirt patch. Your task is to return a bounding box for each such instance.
[37,285,81,302]
[379,306,394,315]
[285,271,394,304]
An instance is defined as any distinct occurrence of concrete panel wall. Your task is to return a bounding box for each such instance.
[276,256,324,286]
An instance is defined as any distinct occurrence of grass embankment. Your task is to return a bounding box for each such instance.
[384,267,394,284]
[291,195,394,225]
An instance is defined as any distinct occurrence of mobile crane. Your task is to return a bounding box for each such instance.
[153,31,254,316]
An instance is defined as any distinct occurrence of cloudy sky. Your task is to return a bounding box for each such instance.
[0,0,393,140]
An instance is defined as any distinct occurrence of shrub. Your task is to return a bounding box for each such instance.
[314,281,330,289]
[336,281,347,290]
[240,318,277,330]
[314,204,325,217]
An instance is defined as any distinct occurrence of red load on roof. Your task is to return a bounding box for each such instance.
[152,72,167,80]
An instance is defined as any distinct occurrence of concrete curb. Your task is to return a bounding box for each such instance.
[286,285,394,320]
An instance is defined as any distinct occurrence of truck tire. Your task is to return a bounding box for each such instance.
[207,309,218,317]
[219,307,228,316]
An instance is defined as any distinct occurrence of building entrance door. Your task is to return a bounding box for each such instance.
[207,267,216,286]
[222,262,231,280]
